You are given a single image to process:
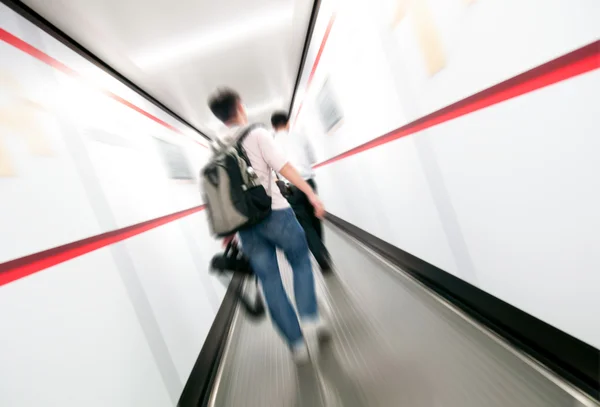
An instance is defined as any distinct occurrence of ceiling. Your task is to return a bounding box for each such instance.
[21,0,315,138]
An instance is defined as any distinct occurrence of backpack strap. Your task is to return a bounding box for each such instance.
[235,123,277,196]
[234,123,264,167]
[271,131,284,182]
[237,123,264,144]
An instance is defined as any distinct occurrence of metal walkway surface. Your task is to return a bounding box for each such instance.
[208,225,595,407]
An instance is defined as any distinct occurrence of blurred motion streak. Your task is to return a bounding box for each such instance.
[0,204,206,287]
[312,40,600,169]
[132,4,294,71]
[0,28,206,148]
[293,13,336,126]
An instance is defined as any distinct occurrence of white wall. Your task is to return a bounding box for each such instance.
[0,4,225,406]
[293,0,600,349]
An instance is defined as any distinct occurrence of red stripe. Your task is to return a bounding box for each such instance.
[306,14,336,88]
[1,24,596,289]
[314,41,600,169]
[0,28,207,148]
[0,205,206,287]
[293,14,337,124]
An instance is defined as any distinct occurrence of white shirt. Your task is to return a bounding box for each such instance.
[218,125,290,210]
[273,127,316,182]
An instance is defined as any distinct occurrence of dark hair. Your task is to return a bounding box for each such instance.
[270,111,289,129]
[208,88,241,123]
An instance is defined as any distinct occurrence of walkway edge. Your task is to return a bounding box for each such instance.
[325,212,600,400]
[177,272,244,407]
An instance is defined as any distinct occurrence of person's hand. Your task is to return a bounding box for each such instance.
[223,234,235,248]
[308,193,325,219]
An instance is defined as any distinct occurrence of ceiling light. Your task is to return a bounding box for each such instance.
[132,5,293,71]
[245,98,284,117]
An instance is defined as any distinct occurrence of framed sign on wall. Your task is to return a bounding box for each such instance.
[154,137,194,181]
[316,77,343,133]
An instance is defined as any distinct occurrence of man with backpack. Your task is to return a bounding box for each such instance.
[271,111,333,275]
[203,88,330,363]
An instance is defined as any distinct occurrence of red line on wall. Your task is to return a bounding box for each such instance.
[314,40,600,169]
[306,14,336,88]
[0,28,207,148]
[0,205,206,287]
[0,25,596,289]
[293,14,337,125]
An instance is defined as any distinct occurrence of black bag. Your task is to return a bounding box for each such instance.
[275,173,292,198]
[210,239,253,276]
[210,240,266,320]
[234,276,265,320]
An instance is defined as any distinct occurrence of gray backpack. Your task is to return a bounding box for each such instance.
[201,124,272,237]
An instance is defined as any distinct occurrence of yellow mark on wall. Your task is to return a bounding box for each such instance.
[0,141,14,176]
[392,0,446,76]
[0,71,53,177]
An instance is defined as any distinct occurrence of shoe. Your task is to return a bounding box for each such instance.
[316,317,332,342]
[291,342,309,364]
[320,264,334,275]
[317,294,331,316]
[315,302,332,339]
[318,258,334,275]
[303,323,320,363]
[302,315,333,361]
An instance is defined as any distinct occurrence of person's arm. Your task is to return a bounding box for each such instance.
[255,128,325,218]
[279,163,325,218]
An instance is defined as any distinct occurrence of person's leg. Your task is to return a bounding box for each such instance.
[311,205,324,241]
[290,186,326,265]
[308,179,332,272]
[238,221,304,349]
[261,208,318,320]
[305,179,323,239]
[303,217,331,272]
[298,179,332,274]
[262,208,332,358]
[289,193,330,271]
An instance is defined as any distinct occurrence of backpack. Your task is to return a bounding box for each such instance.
[201,124,272,237]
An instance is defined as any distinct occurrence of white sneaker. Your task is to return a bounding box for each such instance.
[316,298,333,342]
[317,295,332,318]
[302,317,329,361]
[291,342,309,364]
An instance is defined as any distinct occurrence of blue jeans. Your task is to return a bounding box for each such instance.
[238,208,318,347]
